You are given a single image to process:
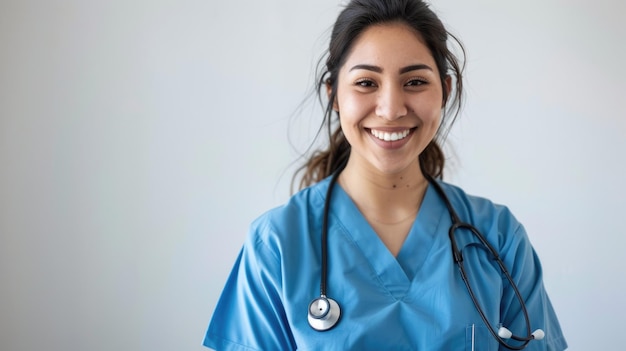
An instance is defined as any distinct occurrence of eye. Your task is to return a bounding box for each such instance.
[406,78,428,87]
[355,79,377,88]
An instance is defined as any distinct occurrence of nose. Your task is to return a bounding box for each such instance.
[375,85,408,121]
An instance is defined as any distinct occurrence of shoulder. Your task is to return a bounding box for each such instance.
[245,178,331,253]
[434,181,526,248]
[252,178,329,232]
[436,181,520,225]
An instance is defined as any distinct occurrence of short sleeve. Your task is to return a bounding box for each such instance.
[499,222,568,351]
[203,222,296,351]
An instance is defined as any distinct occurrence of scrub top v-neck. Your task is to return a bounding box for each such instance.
[203,176,568,351]
[328,180,447,297]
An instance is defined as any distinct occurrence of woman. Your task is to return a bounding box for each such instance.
[204,0,567,350]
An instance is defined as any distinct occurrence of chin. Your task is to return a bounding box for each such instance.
[372,159,421,176]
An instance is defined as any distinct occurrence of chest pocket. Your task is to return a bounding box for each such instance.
[466,324,497,351]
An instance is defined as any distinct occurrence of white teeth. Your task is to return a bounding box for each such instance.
[370,129,410,141]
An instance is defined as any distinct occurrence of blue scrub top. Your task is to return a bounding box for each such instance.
[204,177,567,350]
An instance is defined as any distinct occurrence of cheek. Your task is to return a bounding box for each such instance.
[337,94,370,123]
[412,103,442,124]
[412,90,445,124]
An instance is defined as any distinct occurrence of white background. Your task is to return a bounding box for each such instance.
[1,0,624,350]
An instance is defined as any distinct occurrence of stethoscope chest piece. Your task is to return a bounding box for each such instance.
[307,296,341,331]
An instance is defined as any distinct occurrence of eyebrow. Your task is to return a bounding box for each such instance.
[349,64,433,74]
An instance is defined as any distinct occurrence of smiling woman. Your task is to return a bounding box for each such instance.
[202,0,568,350]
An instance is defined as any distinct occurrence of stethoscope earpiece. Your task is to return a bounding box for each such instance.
[307,296,341,331]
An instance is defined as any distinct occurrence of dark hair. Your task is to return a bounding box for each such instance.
[294,0,465,190]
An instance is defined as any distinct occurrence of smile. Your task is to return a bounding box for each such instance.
[369,128,411,142]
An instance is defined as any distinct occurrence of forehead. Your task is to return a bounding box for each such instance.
[342,22,437,71]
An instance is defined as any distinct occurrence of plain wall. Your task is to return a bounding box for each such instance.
[1,0,624,350]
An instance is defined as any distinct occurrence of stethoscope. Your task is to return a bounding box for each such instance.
[307,167,545,350]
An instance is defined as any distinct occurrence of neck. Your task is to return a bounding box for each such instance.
[338,159,428,224]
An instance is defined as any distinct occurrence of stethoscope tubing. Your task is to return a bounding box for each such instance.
[311,165,541,349]
[319,167,342,298]
[427,174,536,349]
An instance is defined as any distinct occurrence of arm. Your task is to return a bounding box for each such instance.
[203,224,296,351]
[498,222,568,351]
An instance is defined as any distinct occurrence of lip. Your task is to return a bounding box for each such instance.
[367,127,414,132]
[366,127,416,149]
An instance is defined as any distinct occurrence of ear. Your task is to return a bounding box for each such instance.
[326,79,339,112]
[442,75,452,108]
